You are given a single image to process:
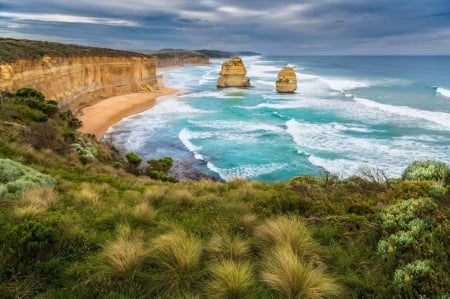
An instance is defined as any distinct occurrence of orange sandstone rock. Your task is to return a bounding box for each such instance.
[276,67,297,93]
[217,57,251,88]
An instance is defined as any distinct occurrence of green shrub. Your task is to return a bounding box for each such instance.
[0,159,56,198]
[24,121,67,153]
[16,87,45,100]
[126,152,142,174]
[402,160,450,185]
[147,157,177,182]
[71,138,98,163]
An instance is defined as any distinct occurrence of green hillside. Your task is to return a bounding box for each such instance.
[0,87,448,298]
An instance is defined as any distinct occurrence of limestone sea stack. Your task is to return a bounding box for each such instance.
[276,67,297,93]
[217,57,251,88]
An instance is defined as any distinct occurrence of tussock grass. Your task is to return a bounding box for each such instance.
[207,260,255,299]
[149,229,203,296]
[261,245,341,299]
[169,189,195,206]
[14,205,45,218]
[18,187,57,209]
[103,224,146,278]
[74,183,99,205]
[255,215,322,260]
[206,233,251,262]
[236,213,258,235]
[133,201,156,222]
[144,186,168,207]
[14,187,57,218]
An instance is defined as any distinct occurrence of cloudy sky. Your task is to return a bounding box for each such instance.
[0,0,449,54]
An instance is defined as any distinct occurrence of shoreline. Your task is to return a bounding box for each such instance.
[77,67,179,140]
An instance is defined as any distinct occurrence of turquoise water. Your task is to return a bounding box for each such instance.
[105,56,450,182]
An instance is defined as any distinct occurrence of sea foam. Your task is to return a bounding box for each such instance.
[436,87,450,98]
[354,97,450,130]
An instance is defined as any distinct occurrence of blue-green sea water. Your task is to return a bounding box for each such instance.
[105,56,450,182]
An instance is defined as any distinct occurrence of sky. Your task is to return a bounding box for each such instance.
[0,0,449,55]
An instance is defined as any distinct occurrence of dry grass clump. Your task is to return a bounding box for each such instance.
[206,233,251,262]
[18,187,57,209]
[133,201,156,222]
[14,187,57,218]
[261,245,340,299]
[236,213,259,235]
[150,229,203,296]
[168,189,195,206]
[255,215,321,259]
[74,183,99,205]
[144,185,168,207]
[207,260,255,298]
[103,224,146,278]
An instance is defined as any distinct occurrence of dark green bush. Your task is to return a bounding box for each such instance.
[16,87,45,100]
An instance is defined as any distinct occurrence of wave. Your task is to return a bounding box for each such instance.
[178,128,205,160]
[286,119,450,177]
[206,161,288,181]
[436,87,450,98]
[354,97,450,130]
[188,120,285,134]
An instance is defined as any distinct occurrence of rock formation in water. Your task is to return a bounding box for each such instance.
[276,67,297,93]
[217,57,251,88]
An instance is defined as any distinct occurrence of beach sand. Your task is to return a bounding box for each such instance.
[77,72,178,140]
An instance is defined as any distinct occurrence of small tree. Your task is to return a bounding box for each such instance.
[126,152,142,175]
[147,157,177,182]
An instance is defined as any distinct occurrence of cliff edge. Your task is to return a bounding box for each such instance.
[217,57,251,88]
[0,38,158,112]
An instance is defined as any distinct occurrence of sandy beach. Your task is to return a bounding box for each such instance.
[77,71,178,140]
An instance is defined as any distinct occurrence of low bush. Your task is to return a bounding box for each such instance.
[0,159,56,198]
[402,160,450,185]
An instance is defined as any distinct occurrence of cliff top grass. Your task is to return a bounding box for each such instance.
[0,37,150,63]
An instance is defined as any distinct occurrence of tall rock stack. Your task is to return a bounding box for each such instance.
[217,57,251,88]
[276,67,297,93]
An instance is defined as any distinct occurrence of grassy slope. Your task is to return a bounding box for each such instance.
[0,88,448,298]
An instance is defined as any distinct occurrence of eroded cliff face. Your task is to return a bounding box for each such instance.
[217,57,251,88]
[157,56,209,68]
[0,55,158,112]
[276,67,297,93]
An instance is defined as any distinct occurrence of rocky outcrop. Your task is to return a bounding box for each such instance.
[0,55,158,112]
[276,67,297,93]
[217,57,250,88]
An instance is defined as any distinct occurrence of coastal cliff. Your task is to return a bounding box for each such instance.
[0,55,158,112]
[154,54,209,68]
[217,57,251,88]
[276,67,297,93]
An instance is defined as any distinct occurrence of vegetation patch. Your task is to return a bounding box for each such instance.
[0,158,56,199]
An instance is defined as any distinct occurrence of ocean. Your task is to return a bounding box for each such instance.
[105,56,450,183]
